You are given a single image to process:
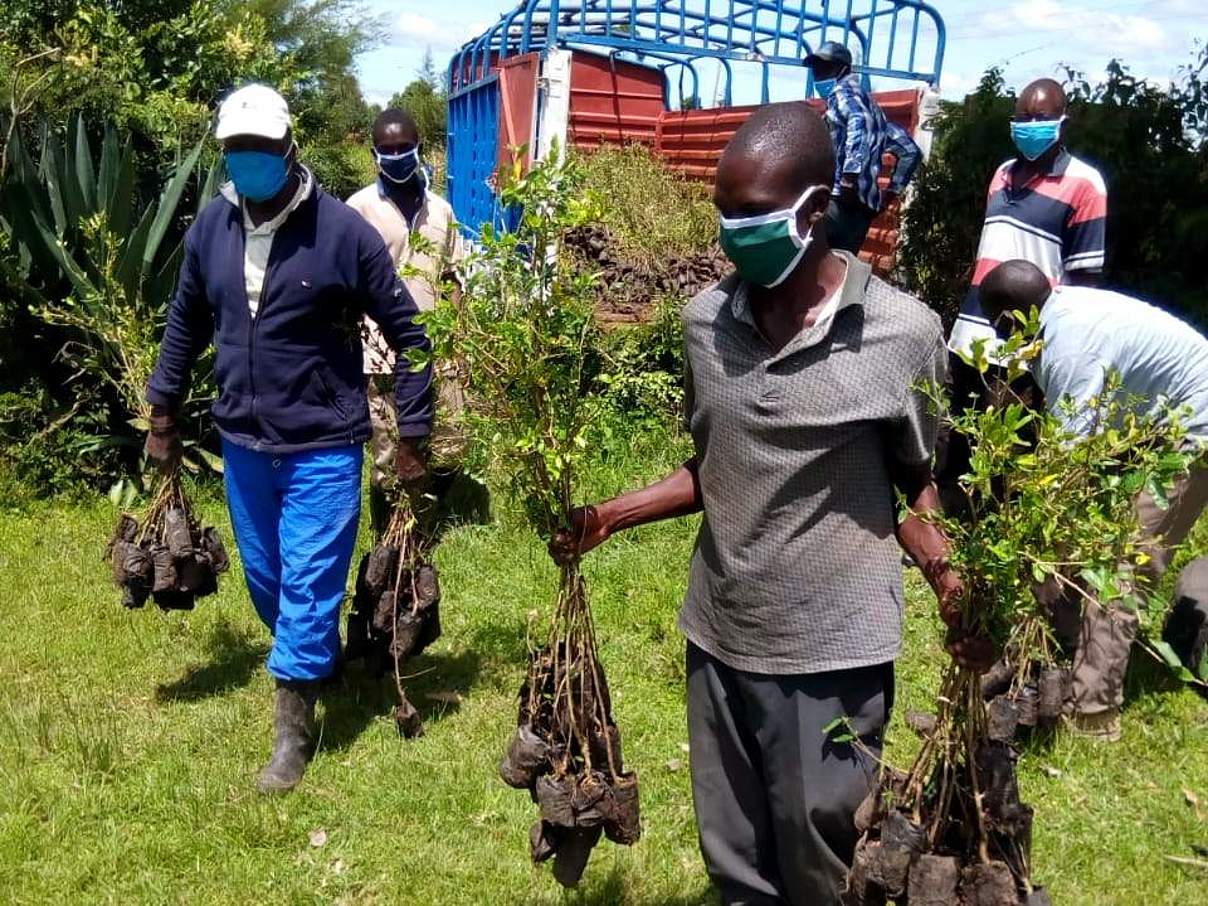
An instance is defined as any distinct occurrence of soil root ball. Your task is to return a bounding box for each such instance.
[201,527,230,573]
[536,774,576,828]
[959,861,1020,906]
[151,547,177,592]
[499,724,550,789]
[413,603,441,655]
[881,809,926,857]
[1013,685,1039,727]
[414,564,440,608]
[1037,668,1067,724]
[163,507,193,558]
[975,740,1022,819]
[603,772,641,844]
[529,820,559,864]
[394,695,424,739]
[986,695,1020,744]
[843,839,887,906]
[551,825,603,889]
[391,609,424,659]
[153,588,195,611]
[980,658,1016,700]
[174,555,210,594]
[588,721,624,771]
[373,590,396,634]
[906,710,938,738]
[1025,888,1053,906]
[907,854,960,906]
[571,770,610,827]
[865,839,911,897]
[111,540,152,585]
[854,790,880,834]
[364,544,398,594]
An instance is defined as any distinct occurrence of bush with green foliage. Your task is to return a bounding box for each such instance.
[0,0,383,496]
[900,50,1208,329]
[576,143,715,264]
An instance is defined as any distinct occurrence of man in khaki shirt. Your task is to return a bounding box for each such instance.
[347,108,466,531]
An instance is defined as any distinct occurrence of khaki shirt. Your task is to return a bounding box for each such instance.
[345,181,465,374]
[678,251,947,675]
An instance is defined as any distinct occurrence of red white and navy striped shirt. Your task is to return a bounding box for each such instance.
[948,149,1107,356]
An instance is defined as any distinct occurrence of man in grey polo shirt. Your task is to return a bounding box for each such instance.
[552,104,985,904]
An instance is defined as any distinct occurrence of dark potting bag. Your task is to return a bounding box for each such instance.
[414,563,440,608]
[602,772,640,845]
[111,540,152,586]
[151,546,177,593]
[373,589,398,634]
[551,825,602,889]
[153,588,196,611]
[163,507,193,559]
[201,527,230,574]
[364,544,399,595]
[499,724,550,789]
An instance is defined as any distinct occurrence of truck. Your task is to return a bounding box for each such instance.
[446,0,946,274]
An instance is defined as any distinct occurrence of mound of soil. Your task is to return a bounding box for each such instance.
[564,225,731,325]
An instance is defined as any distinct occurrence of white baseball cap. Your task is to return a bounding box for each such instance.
[215,84,291,141]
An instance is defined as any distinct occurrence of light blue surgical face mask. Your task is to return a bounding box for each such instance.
[1010,116,1065,161]
[223,149,290,202]
[814,78,837,100]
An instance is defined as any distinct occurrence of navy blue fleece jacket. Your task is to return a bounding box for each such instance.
[147,176,432,454]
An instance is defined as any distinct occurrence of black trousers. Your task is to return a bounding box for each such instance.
[825,196,878,254]
[686,642,894,905]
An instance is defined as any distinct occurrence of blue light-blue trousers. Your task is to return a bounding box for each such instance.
[222,439,362,681]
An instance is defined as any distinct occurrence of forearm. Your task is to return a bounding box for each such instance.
[888,144,921,194]
[597,459,703,535]
[896,481,951,570]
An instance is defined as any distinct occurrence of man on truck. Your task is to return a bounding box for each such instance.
[803,41,922,254]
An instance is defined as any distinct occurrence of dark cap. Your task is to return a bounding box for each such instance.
[803,41,853,68]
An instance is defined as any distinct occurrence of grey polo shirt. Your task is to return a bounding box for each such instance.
[679,251,946,675]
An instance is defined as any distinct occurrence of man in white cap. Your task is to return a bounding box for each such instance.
[144,84,434,792]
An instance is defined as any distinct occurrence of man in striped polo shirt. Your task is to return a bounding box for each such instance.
[947,78,1107,359]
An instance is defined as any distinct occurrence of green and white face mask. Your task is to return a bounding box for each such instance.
[718,184,828,288]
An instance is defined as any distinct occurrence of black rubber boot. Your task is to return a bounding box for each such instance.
[256,679,318,794]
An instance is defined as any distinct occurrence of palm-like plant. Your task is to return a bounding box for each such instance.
[0,114,220,483]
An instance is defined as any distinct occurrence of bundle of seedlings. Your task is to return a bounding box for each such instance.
[346,500,441,739]
[106,473,230,611]
[564,224,730,325]
[845,321,1192,906]
[422,148,640,886]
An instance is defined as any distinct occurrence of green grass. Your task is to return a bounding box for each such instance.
[0,433,1205,904]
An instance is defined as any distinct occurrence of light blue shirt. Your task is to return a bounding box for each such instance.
[1036,285,1208,441]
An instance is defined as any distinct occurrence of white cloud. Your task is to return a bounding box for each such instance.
[966,0,1170,53]
[389,10,490,55]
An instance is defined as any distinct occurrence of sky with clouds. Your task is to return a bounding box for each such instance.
[355,0,1207,106]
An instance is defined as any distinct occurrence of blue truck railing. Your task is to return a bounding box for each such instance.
[447,2,945,237]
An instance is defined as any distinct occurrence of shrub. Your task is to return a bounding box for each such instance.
[576,144,715,264]
[900,50,1208,329]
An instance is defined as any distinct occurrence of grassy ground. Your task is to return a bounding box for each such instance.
[0,431,1205,904]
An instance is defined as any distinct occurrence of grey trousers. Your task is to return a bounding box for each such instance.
[1067,457,1208,714]
[686,642,894,906]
